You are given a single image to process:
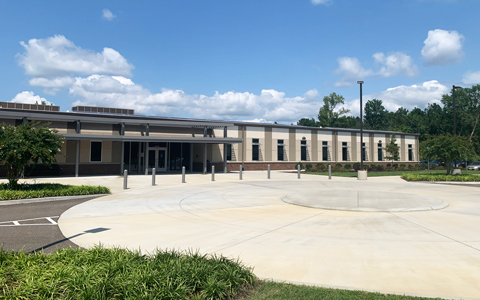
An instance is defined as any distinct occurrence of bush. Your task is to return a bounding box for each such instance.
[344,163,352,170]
[400,163,406,168]
[305,163,313,171]
[408,164,414,169]
[335,163,342,169]
[316,162,326,171]
[386,163,392,167]
[376,165,384,172]
[0,246,256,299]
[392,163,398,169]
[352,162,361,171]
[402,173,480,182]
[296,162,303,169]
[0,183,110,200]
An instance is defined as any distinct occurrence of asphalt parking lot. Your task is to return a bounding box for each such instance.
[0,197,98,253]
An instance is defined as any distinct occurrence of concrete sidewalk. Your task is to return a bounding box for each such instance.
[22,172,480,299]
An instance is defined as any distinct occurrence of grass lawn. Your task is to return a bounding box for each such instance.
[0,183,110,200]
[239,281,443,300]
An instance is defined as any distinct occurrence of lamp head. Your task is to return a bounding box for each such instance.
[357,81,364,84]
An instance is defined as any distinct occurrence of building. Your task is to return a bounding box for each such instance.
[0,103,419,177]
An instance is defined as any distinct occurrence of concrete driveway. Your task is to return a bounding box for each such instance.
[28,172,480,299]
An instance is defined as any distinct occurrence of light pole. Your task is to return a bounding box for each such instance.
[357,81,364,171]
[452,85,462,135]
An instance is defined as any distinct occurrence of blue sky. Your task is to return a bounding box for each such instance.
[1,0,479,124]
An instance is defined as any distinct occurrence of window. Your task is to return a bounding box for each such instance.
[301,140,307,161]
[394,144,399,161]
[322,141,329,161]
[252,138,259,161]
[90,141,102,162]
[408,144,413,161]
[226,144,232,161]
[277,140,284,161]
[361,142,366,161]
[378,142,383,161]
[342,142,348,161]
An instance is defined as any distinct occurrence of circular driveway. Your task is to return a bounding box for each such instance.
[56,172,480,299]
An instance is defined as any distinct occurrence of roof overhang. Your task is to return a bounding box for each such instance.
[0,109,234,128]
[62,134,243,144]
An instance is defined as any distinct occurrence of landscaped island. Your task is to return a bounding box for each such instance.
[0,183,110,200]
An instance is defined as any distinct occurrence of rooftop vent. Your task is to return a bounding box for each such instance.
[0,101,60,112]
[72,106,134,115]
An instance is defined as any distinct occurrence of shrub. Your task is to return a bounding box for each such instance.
[408,164,414,169]
[392,163,398,169]
[386,163,392,167]
[400,163,406,168]
[402,173,480,182]
[343,163,351,170]
[316,162,326,170]
[305,163,313,171]
[375,165,384,172]
[296,162,303,169]
[436,165,445,170]
[336,163,342,169]
[352,162,361,171]
[0,246,256,299]
[0,183,110,200]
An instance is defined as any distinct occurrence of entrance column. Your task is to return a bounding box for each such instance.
[75,140,79,177]
[203,143,207,174]
[120,141,124,175]
[144,142,149,175]
[223,126,227,173]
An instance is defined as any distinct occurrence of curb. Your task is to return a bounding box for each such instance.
[0,194,108,206]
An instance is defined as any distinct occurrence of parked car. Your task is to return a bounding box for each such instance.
[467,162,480,171]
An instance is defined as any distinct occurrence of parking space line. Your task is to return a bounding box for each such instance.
[46,217,57,225]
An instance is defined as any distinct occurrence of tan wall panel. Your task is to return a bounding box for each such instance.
[112,142,122,163]
[103,141,112,163]
[81,123,113,135]
[55,141,67,163]
[80,140,90,163]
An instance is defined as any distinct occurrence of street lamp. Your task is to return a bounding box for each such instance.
[357,81,364,171]
[452,85,462,135]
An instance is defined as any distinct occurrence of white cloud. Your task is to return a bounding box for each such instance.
[28,77,75,95]
[373,52,418,77]
[421,29,464,66]
[10,91,53,105]
[311,0,331,5]
[102,9,116,21]
[344,80,448,116]
[68,75,318,123]
[18,35,133,78]
[334,52,417,87]
[463,71,480,84]
[334,57,374,87]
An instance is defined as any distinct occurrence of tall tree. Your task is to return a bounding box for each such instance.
[297,118,319,127]
[318,92,350,128]
[364,99,387,130]
[420,134,477,175]
[0,122,64,187]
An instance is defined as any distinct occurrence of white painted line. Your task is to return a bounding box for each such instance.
[13,221,20,225]
[46,217,57,225]
[0,216,59,224]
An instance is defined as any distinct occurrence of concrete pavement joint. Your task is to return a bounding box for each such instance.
[389,212,480,252]
[214,211,326,252]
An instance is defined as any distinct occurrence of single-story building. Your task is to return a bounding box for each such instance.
[0,102,419,176]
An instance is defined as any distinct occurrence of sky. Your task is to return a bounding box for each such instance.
[1,0,480,124]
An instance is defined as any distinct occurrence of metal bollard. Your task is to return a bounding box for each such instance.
[182,166,186,183]
[297,164,301,179]
[268,164,270,179]
[212,165,215,181]
[123,169,128,189]
[152,168,156,186]
[328,165,332,180]
[239,165,243,180]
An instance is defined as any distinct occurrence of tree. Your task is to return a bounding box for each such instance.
[318,92,350,128]
[297,118,318,127]
[0,122,64,187]
[364,99,387,130]
[420,134,477,175]
[384,134,400,163]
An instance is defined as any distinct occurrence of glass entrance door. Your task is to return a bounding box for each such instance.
[148,147,167,172]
